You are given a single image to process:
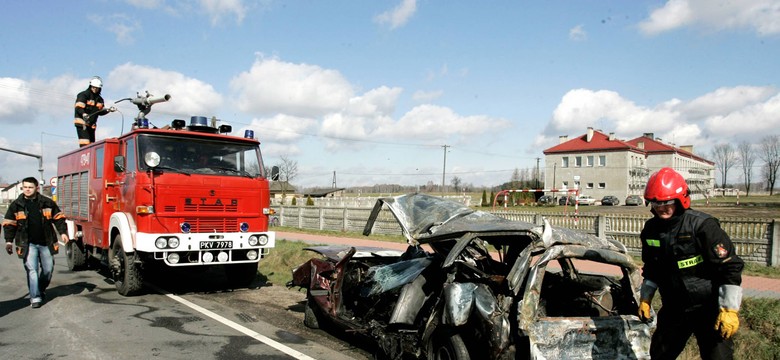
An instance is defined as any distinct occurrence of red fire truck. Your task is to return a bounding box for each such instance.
[57,92,275,295]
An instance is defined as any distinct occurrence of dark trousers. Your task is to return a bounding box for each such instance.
[651,305,734,360]
[76,124,96,147]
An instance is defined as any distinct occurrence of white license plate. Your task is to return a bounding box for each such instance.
[200,241,233,249]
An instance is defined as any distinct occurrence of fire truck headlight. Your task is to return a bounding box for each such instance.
[202,252,214,263]
[180,222,191,233]
[240,222,249,233]
[144,152,161,168]
[248,235,259,246]
[247,250,258,260]
[155,237,168,249]
[217,251,229,262]
[168,237,180,248]
[257,234,269,246]
[167,253,180,264]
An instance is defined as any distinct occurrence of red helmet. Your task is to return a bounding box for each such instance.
[644,167,690,209]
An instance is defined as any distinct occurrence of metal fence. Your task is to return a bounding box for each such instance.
[272,205,780,267]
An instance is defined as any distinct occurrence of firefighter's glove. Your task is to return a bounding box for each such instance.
[5,242,12,255]
[638,279,657,322]
[715,308,739,339]
[638,299,653,322]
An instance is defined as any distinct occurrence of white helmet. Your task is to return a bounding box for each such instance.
[89,76,103,88]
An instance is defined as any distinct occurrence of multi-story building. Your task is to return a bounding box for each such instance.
[542,127,714,203]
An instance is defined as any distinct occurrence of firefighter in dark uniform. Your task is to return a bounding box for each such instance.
[638,167,743,359]
[74,76,115,147]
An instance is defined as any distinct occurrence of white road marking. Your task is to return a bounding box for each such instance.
[152,285,317,360]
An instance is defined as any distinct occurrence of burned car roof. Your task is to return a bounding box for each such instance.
[363,193,627,253]
[302,245,404,261]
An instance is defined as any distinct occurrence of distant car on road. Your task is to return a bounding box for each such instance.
[601,195,620,206]
[558,195,577,205]
[577,195,597,206]
[538,195,555,205]
[625,195,645,206]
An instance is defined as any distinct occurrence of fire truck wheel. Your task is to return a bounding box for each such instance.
[224,263,258,288]
[66,241,87,271]
[111,235,144,296]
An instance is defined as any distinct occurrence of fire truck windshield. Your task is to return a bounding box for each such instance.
[137,134,264,178]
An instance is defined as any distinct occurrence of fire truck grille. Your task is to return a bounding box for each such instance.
[182,204,239,212]
[184,218,238,233]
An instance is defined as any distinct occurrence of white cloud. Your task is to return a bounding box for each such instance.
[88,14,141,44]
[230,56,355,118]
[537,85,780,155]
[569,24,588,41]
[639,0,780,36]
[374,0,417,29]
[0,78,33,118]
[108,63,223,116]
[705,92,780,134]
[374,104,512,142]
[245,114,319,143]
[412,90,444,102]
[201,0,248,25]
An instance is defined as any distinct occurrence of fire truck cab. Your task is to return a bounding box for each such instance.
[57,116,275,296]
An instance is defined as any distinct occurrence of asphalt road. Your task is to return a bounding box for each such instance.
[0,249,360,360]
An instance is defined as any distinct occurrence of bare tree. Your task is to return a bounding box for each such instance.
[510,168,521,188]
[711,143,737,194]
[737,141,756,196]
[276,154,299,201]
[450,176,462,192]
[758,135,780,195]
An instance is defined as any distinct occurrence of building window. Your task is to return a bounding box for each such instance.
[586,183,594,189]
[575,156,582,167]
[562,157,569,168]
[598,155,606,166]
[598,182,606,189]
[586,155,594,167]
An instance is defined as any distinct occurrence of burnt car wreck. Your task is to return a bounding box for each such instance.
[288,193,653,359]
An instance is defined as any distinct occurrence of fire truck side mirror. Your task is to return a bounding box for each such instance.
[271,166,280,181]
[114,155,126,173]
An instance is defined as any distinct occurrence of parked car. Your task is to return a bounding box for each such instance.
[625,195,645,206]
[577,195,597,205]
[538,195,555,205]
[558,195,577,205]
[601,195,620,206]
[288,193,653,359]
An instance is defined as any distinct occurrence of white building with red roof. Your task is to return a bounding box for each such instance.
[543,127,714,203]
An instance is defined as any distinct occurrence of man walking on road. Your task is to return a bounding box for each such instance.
[3,177,69,308]
[638,167,744,359]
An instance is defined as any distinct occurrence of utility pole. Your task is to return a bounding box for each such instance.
[441,145,449,195]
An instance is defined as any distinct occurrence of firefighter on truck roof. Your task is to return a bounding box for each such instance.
[638,167,744,359]
[74,76,115,147]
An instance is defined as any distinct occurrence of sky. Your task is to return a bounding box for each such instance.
[1,0,779,190]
